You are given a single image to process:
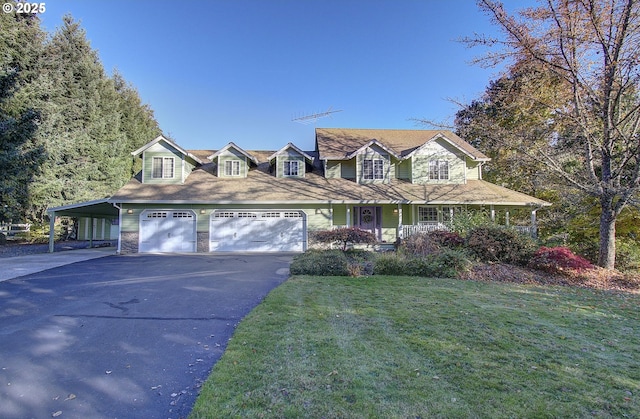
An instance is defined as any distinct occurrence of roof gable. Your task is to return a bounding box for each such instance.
[131,135,204,165]
[403,132,491,161]
[208,142,259,165]
[268,143,315,163]
[346,139,400,160]
[315,128,490,162]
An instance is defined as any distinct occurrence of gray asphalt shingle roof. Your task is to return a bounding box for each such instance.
[315,128,490,161]
[111,128,547,207]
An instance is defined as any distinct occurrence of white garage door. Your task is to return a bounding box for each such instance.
[139,210,197,253]
[210,211,304,252]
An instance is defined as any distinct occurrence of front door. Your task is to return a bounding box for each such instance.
[357,206,380,239]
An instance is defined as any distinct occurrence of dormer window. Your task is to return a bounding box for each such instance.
[429,160,449,180]
[283,160,300,177]
[224,160,241,176]
[152,157,175,179]
[363,159,384,180]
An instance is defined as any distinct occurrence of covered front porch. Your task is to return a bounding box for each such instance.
[327,202,544,242]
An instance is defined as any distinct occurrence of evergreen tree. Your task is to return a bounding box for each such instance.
[113,70,161,176]
[1,12,162,223]
[0,8,47,222]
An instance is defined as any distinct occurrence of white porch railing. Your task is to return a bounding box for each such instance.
[399,223,536,239]
[513,225,534,236]
[400,223,449,238]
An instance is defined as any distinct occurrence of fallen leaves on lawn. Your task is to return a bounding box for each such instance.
[459,262,640,293]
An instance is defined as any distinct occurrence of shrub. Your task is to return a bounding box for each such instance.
[400,232,441,256]
[373,253,408,276]
[615,238,640,272]
[311,227,377,251]
[373,250,470,278]
[401,231,465,256]
[345,249,375,276]
[450,211,492,236]
[427,230,465,249]
[0,232,6,245]
[435,248,472,275]
[529,246,595,274]
[290,250,349,276]
[465,226,537,265]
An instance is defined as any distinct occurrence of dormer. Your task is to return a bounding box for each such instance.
[350,139,399,184]
[268,143,314,178]
[208,142,258,178]
[402,133,491,185]
[131,135,203,184]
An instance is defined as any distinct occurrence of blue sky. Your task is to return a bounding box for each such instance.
[39,0,526,151]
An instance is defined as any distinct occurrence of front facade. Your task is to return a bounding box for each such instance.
[97,128,550,254]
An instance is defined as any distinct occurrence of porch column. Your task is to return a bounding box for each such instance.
[531,209,538,239]
[329,203,333,227]
[48,212,55,253]
[397,204,403,239]
[116,204,122,254]
[490,205,495,223]
[346,207,351,227]
[505,210,510,227]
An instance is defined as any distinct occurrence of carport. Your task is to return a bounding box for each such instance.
[46,199,120,253]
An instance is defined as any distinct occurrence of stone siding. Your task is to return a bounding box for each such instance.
[120,231,139,254]
[197,232,209,253]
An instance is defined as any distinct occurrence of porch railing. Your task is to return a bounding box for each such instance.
[401,223,449,238]
[399,223,536,239]
[513,225,534,236]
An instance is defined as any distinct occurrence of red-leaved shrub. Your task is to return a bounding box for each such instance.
[529,246,595,274]
[312,227,377,251]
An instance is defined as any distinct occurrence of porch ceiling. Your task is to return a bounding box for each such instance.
[47,199,119,218]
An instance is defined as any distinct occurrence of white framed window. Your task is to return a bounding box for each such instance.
[441,206,461,223]
[224,160,241,176]
[429,160,449,180]
[152,157,175,179]
[418,207,438,223]
[363,159,384,180]
[146,211,168,218]
[283,160,300,177]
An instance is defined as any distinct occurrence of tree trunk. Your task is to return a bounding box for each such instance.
[598,197,617,269]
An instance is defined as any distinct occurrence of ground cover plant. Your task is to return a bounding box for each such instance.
[190,276,640,418]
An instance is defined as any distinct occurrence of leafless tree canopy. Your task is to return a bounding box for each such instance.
[463,0,640,269]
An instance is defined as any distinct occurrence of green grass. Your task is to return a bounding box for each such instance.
[190,276,640,418]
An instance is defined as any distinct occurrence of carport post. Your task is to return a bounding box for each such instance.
[89,216,94,248]
[48,211,55,253]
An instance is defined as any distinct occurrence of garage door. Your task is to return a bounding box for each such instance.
[210,211,304,252]
[139,210,197,253]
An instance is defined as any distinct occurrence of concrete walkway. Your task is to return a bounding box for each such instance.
[0,247,115,282]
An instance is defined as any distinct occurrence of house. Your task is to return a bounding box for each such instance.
[47,128,550,254]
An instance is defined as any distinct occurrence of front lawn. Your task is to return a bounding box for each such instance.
[190,276,640,418]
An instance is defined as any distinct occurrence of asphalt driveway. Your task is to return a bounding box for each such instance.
[0,253,293,419]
